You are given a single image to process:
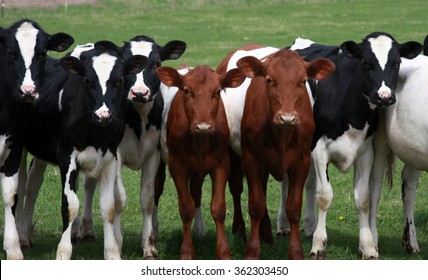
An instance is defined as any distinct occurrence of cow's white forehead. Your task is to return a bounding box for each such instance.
[368,35,393,71]
[15,22,39,69]
[130,40,154,57]
[92,53,117,95]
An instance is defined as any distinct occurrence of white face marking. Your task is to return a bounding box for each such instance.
[368,35,393,71]
[92,53,117,95]
[15,22,39,90]
[130,41,153,91]
[69,43,94,59]
[95,103,110,118]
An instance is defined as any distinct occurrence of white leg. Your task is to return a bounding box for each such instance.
[81,175,97,241]
[140,146,160,259]
[309,144,333,259]
[369,110,390,248]
[1,172,24,260]
[113,159,127,254]
[401,164,420,254]
[353,142,378,259]
[277,175,290,236]
[98,158,121,260]
[193,207,206,236]
[56,154,80,260]
[303,162,317,237]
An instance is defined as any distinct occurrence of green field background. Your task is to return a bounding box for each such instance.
[0,0,427,260]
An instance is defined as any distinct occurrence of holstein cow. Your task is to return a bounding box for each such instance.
[156,65,246,259]
[369,34,427,255]
[22,41,147,259]
[80,36,186,259]
[17,36,186,259]
[0,19,73,260]
[287,33,422,259]
[216,46,334,260]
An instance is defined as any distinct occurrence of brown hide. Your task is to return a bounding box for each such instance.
[237,49,335,260]
[156,65,245,260]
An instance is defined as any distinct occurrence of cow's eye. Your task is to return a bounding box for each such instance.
[363,62,374,70]
[183,88,192,97]
[7,49,18,61]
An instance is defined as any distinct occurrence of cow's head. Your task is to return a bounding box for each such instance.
[340,32,422,107]
[236,49,335,127]
[0,19,74,102]
[60,41,147,126]
[156,65,246,135]
[121,35,186,104]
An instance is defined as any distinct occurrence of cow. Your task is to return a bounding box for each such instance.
[156,65,246,259]
[287,33,422,259]
[0,19,74,260]
[20,41,147,259]
[216,46,335,260]
[16,36,186,259]
[369,34,428,255]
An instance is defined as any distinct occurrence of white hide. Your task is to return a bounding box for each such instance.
[370,54,428,254]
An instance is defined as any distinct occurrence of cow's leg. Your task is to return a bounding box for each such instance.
[353,142,378,260]
[1,143,24,260]
[277,175,290,236]
[210,161,231,260]
[80,175,97,241]
[16,150,29,247]
[140,146,160,259]
[401,164,420,254]
[153,159,166,239]
[309,144,332,260]
[303,162,317,237]
[190,174,206,237]
[286,155,310,260]
[113,159,127,254]
[369,110,389,248]
[20,157,48,246]
[170,161,195,259]
[98,157,121,260]
[243,152,267,260]
[56,152,80,260]
[228,149,246,240]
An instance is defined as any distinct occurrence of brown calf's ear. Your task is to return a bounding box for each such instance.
[220,68,246,89]
[156,66,183,88]
[236,56,267,78]
[307,58,336,81]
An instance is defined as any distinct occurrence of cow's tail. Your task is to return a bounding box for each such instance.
[385,149,396,189]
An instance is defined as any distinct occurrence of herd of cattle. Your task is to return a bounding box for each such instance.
[0,18,427,260]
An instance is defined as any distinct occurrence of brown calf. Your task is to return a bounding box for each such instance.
[236,49,335,259]
[156,65,245,259]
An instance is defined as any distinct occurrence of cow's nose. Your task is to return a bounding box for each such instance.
[279,113,297,126]
[194,122,212,134]
[129,87,151,102]
[20,85,38,100]
[95,104,112,121]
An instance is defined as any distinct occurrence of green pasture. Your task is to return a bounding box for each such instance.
[0,0,427,260]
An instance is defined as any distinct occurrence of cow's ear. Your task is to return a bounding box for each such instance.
[340,41,362,59]
[236,56,267,78]
[125,55,148,74]
[221,68,246,89]
[156,66,183,89]
[48,32,74,52]
[60,56,85,75]
[94,40,121,53]
[160,40,187,61]
[307,58,336,81]
[399,41,423,59]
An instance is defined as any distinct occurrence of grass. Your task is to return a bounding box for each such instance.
[1,0,428,260]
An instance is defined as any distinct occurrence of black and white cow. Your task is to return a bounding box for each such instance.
[21,41,147,259]
[0,19,73,260]
[61,36,186,259]
[282,33,422,259]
